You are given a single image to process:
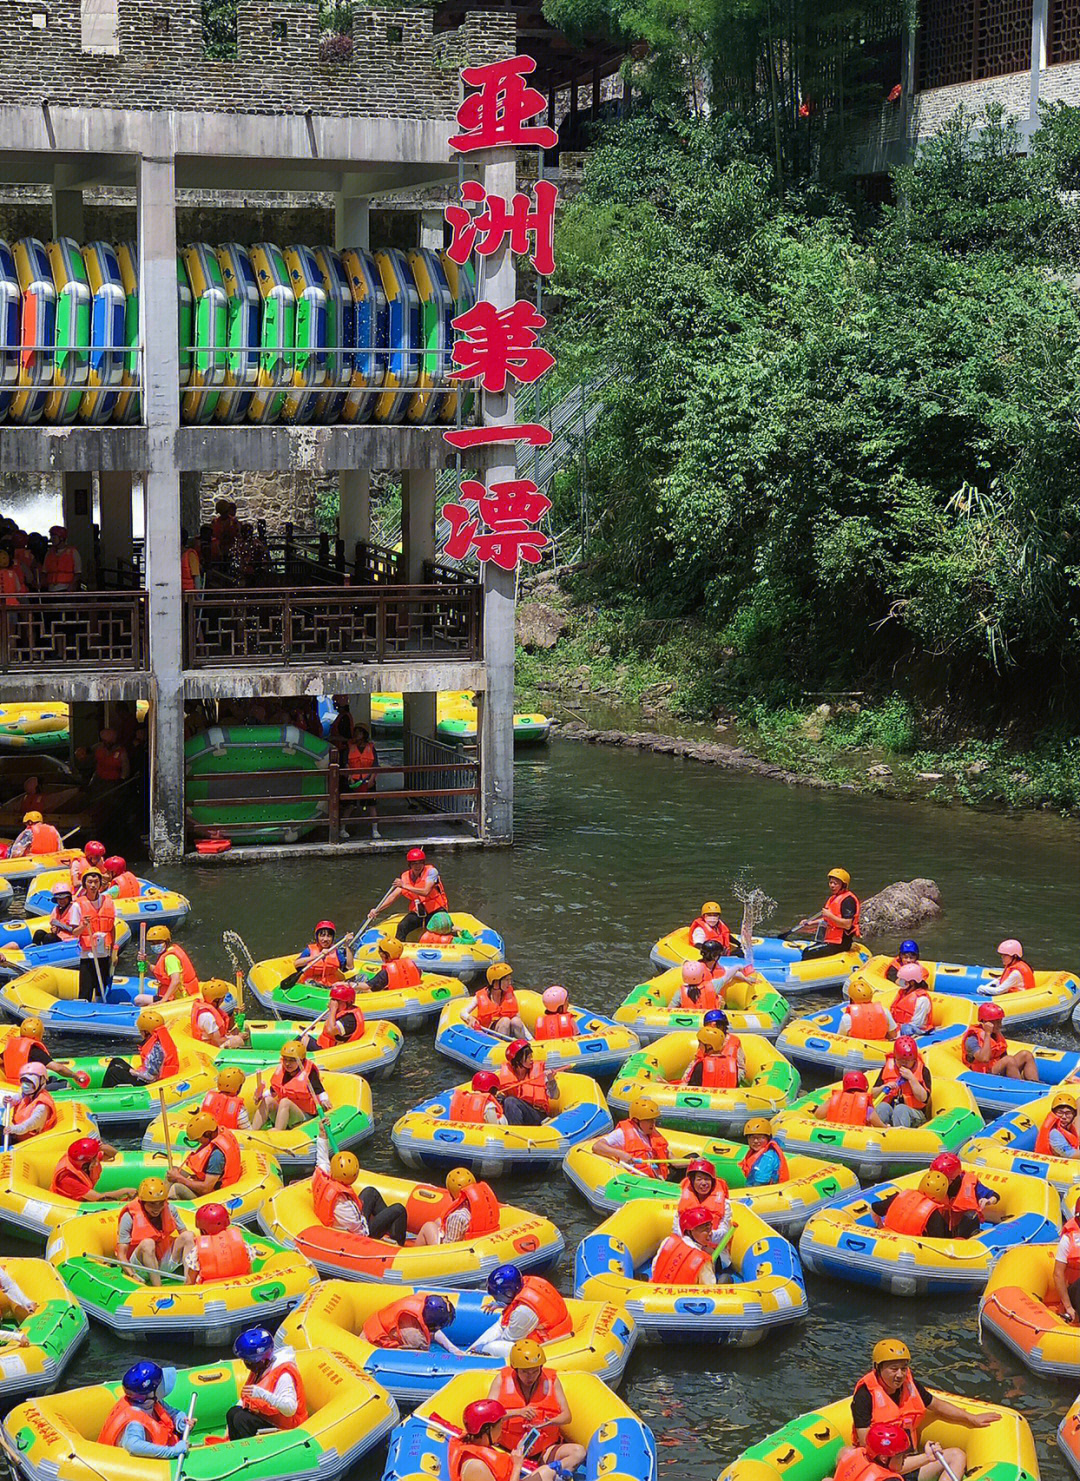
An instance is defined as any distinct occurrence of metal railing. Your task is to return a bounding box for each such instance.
[0,591,148,672]
[183,584,481,668]
[404,732,481,821]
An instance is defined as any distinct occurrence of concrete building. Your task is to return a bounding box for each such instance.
[0,0,534,861]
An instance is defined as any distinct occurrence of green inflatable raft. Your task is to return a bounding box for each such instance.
[185,725,330,844]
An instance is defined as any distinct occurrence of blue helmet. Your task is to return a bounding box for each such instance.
[122,1361,163,1397]
[899,940,919,957]
[422,1295,455,1331]
[234,1326,275,1367]
[702,1009,728,1029]
[487,1263,524,1303]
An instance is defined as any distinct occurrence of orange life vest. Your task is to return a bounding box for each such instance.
[93,744,126,782]
[879,1053,929,1111]
[497,1063,550,1114]
[108,871,140,899]
[119,1198,177,1259]
[882,1189,940,1236]
[492,1366,562,1454]
[471,987,519,1027]
[944,1170,983,1234]
[43,545,77,589]
[361,1294,433,1348]
[298,943,345,986]
[98,1398,178,1448]
[317,1008,365,1049]
[833,1449,896,1481]
[534,1010,576,1040]
[51,1149,101,1199]
[615,1117,670,1177]
[851,1369,927,1444]
[822,888,860,944]
[153,944,199,994]
[651,1233,711,1284]
[380,957,423,992]
[448,1088,502,1123]
[185,1130,242,1188]
[1035,1112,1080,1156]
[200,1089,245,1128]
[0,566,25,607]
[181,547,200,592]
[195,1225,251,1282]
[420,927,455,945]
[190,998,229,1042]
[397,865,448,915]
[690,916,731,952]
[891,985,933,1029]
[78,893,116,953]
[960,1025,1007,1070]
[501,1276,573,1341]
[3,1035,46,1083]
[1000,959,1036,993]
[824,1089,870,1125]
[312,1166,364,1229]
[347,741,376,789]
[271,1064,318,1116]
[28,822,62,854]
[140,1026,180,1081]
[449,1440,516,1481]
[690,1036,742,1089]
[11,1089,56,1133]
[740,1138,790,1182]
[50,901,81,941]
[678,981,720,1011]
[677,1177,729,1229]
[240,1356,308,1429]
[845,1002,890,1040]
[1048,1218,1080,1303]
[441,1180,500,1238]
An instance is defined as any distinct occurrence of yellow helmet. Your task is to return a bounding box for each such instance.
[201,979,230,1003]
[186,1111,217,1143]
[847,979,874,1004]
[446,1167,476,1198]
[743,1117,772,1138]
[380,938,404,960]
[872,1339,911,1366]
[138,1177,168,1202]
[508,1338,545,1369]
[700,901,722,916]
[486,962,513,984]
[217,1067,245,1096]
[146,925,172,945]
[20,1017,44,1040]
[1053,1093,1077,1115]
[330,1151,360,1185]
[919,1170,949,1201]
[629,1095,659,1122]
[22,811,42,825]
[137,1008,164,1035]
[697,1025,726,1052]
[828,867,851,886]
[281,1040,307,1062]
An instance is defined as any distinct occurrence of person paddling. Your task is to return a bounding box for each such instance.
[366,847,449,941]
[795,868,861,961]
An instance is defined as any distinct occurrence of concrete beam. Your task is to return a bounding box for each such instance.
[401,466,438,744]
[183,661,486,701]
[0,673,151,703]
[0,426,147,472]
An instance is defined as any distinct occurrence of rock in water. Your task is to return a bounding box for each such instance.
[861,878,942,939]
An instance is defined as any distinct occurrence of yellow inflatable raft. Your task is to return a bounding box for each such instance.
[614,967,790,1042]
[0,1259,87,1402]
[562,1128,859,1234]
[141,1068,374,1173]
[0,965,188,1041]
[175,1016,405,1082]
[435,990,640,1076]
[247,953,469,1030]
[574,1200,807,1345]
[607,1031,801,1136]
[981,1243,1080,1377]
[772,1073,983,1182]
[260,1167,565,1285]
[777,994,975,1076]
[26,868,191,929]
[651,926,870,989]
[0,1135,281,1237]
[46,1206,319,1342]
[0,1099,94,1158]
[279,1279,637,1401]
[1,1350,398,1481]
[0,848,84,883]
[853,955,1080,1030]
[353,912,505,981]
[960,1089,1080,1192]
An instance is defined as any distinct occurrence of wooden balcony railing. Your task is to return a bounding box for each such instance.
[183,584,481,668]
[0,591,148,672]
[354,540,403,586]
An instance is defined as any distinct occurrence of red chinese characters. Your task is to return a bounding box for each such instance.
[445,179,559,277]
[443,479,552,571]
[450,301,554,394]
[449,55,558,154]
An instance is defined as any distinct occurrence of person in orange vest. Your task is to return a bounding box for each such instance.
[875,1037,931,1129]
[184,1203,251,1285]
[870,1169,952,1238]
[71,839,107,891]
[366,847,450,941]
[1,1063,58,1140]
[361,1293,465,1353]
[311,1123,408,1241]
[42,525,81,592]
[448,1071,508,1126]
[485,1340,585,1476]
[116,1177,194,1286]
[1050,1210,1080,1322]
[883,940,922,985]
[302,983,366,1053]
[815,1072,887,1128]
[39,883,83,947]
[76,866,116,1002]
[362,935,424,993]
[11,532,37,590]
[50,1135,136,1203]
[448,1399,524,1481]
[741,1117,789,1186]
[838,979,896,1041]
[651,1205,722,1285]
[472,1264,574,1359]
[981,939,1037,996]
[464,963,528,1038]
[97,1361,190,1459]
[166,1110,243,1197]
[180,529,203,593]
[87,727,131,786]
[796,868,861,961]
[252,1040,331,1131]
[667,959,721,1012]
[9,810,62,858]
[673,1158,733,1269]
[199,1066,251,1129]
[141,926,201,1005]
[591,1094,670,1179]
[104,855,140,899]
[188,979,247,1049]
[533,985,577,1041]
[959,1001,1038,1080]
[1,1016,84,1088]
[0,547,26,603]
[928,1152,1001,1235]
[689,901,732,953]
[343,718,380,839]
[294,920,354,985]
[414,1167,501,1247]
[1034,1091,1080,1159]
[889,963,934,1034]
[850,1338,997,1473]
[226,1326,307,1439]
[829,1420,938,1481]
[680,1022,746,1088]
[101,1008,179,1088]
[496,1040,558,1127]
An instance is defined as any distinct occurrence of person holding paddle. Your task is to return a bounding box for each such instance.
[591,1094,670,1179]
[367,847,449,941]
[76,866,116,1002]
[294,921,353,985]
[251,1040,331,1131]
[794,868,862,961]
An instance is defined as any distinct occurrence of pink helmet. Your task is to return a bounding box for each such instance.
[682,961,706,985]
[542,985,568,1010]
[896,963,929,984]
[997,939,1023,958]
[18,1063,47,1084]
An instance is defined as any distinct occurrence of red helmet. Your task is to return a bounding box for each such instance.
[329,984,355,1005]
[105,855,126,875]
[84,841,106,861]
[195,1203,229,1234]
[406,848,426,863]
[866,1423,910,1459]
[679,1206,714,1234]
[315,920,335,934]
[843,1071,869,1092]
[472,1071,500,1093]
[69,1136,102,1164]
[893,1035,917,1059]
[507,1038,531,1064]
[978,1002,1005,1024]
[462,1399,506,1435]
[930,1152,962,1179]
[687,1158,715,1180]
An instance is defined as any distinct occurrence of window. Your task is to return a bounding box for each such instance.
[386,24,403,43]
[917,0,1032,90]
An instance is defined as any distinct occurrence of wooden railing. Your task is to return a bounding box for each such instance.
[354,540,403,586]
[0,591,148,672]
[183,584,481,667]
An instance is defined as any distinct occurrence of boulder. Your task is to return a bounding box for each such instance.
[516,601,570,651]
[860,878,942,939]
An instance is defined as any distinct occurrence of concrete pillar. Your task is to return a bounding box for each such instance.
[401,468,437,742]
[338,468,370,555]
[1031,0,1048,119]
[51,169,85,241]
[419,210,443,250]
[335,178,370,249]
[97,472,134,575]
[61,471,96,584]
[139,142,184,863]
[477,148,518,843]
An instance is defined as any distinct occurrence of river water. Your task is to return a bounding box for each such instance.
[4,736,1079,1480]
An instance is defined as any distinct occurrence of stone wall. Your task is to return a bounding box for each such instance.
[197,470,330,530]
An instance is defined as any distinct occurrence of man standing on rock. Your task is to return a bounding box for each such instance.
[796,868,861,960]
